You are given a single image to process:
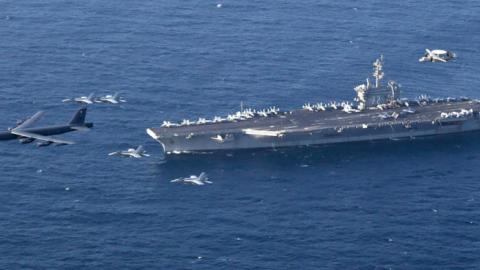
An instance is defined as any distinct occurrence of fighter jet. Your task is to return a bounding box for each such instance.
[0,108,93,147]
[62,93,96,104]
[108,145,150,158]
[419,49,456,63]
[95,92,126,104]
[170,172,212,185]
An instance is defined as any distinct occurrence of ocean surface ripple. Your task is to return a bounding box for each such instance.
[1,1,480,269]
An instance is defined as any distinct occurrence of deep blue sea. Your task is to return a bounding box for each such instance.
[1,0,480,269]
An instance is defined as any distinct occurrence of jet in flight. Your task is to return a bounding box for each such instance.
[95,92,126,104]
[0,108,93,147]
[419,49,456,63]
[62,93,96,104]
[170,172,212,185]
[108,145,150,158]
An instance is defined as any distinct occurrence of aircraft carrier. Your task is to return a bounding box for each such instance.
[147,56,480,154]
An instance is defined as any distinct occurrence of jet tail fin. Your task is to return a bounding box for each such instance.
[135,145,144,153]
[69,107,87,125]
[88,92,95,100]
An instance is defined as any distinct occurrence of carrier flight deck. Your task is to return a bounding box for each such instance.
[147,56,480,154]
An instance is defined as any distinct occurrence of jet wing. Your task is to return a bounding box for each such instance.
[10,129,75,145]
[188,179,205,185]
[131,153,142,158]
[15,111,45,130]
[431,49,448,55]
[71,126,90,131]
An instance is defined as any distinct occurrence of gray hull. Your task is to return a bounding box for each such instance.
[147,100,480,154]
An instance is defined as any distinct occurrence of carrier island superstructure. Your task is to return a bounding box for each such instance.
[147,56,480,154]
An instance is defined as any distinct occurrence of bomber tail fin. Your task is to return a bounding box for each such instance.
[69,107,87,126]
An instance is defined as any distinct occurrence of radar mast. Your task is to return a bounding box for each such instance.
[354,55,399,110]
[372,55,384,88]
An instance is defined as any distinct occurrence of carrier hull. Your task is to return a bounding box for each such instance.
[147,100,480,154]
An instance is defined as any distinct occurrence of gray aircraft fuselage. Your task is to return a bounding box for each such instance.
[0,123,93,141]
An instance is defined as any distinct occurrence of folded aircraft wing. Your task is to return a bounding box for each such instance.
[10,129,75,145]
[15,111,45,130]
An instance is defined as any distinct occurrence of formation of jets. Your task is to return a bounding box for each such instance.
[62,92,126,104]
[0,108,93,147]
[2,47,458,153]
[108,145,150,158]
[1,108,208,184]
[170,172,212,185]
[419,49,456,63]
[3,92,149,160]
[2,107,210,184]
[3,48,459,188]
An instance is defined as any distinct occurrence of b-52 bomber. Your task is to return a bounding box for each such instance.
[0,108,93,147]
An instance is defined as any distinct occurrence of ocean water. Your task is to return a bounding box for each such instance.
[1,0,480,269]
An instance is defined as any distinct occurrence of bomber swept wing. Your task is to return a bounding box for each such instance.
[1,107,92,146]
[10,129,75,145]
[15,111,45,130]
